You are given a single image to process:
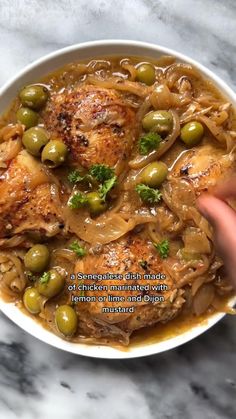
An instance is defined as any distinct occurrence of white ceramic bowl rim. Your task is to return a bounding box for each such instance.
[0,39,235,359]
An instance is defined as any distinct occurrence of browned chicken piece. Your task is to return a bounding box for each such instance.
[169,143,235,193]
[74,233,185,343]
[0,151,64,238]
[161,143,236,225]
[43,85,137,173]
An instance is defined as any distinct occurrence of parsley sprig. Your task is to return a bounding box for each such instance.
[68,192,88,209]
[135,184,162,204]
[69,241,86,257]
[90,164,117,200]
[39,271,51,284]
[68,170,84,184]
[68,164,117,208]
[139,133,162,155]
[98,176,117,201]
[153,239,169,259]
[89,164,115,182]
[68,171,96,186]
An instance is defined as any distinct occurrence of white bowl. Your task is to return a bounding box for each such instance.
[0,40,235,359]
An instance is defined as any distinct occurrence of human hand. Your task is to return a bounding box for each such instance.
[197,177,236,290]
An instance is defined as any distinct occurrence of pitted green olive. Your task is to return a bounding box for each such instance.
[142,110,173,135]
[55,305,78,336]
[41,140,68,168]
[140,161,168,187]
[180,121,204,146]
[19,85,49,110]
[16,107,39,129]
[23,287,41,314]
[37,269,65,298]
[22,127,50,156]
[136,63,155,85]
[87,191,108,215]
[24,244,50,273]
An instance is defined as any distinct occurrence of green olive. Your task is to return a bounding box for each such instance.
[22,127,50,156]
[19,85,49,110]
[141,161,168,187]
[41,140,68,168]
[23,287,41,314]
[55,305,78,336]
[24,244,50,273]
[16,107,39,129]
[180,121,204,146]
[37,269,65,298]
[87,191,108,215]
[142,110,173,135]
[136,63,155,85]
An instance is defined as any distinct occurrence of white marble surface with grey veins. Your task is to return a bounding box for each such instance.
[0,1,236,418]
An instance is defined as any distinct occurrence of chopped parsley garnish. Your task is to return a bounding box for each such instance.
[68,170,84,184]
[90,164,117,201]
[139,260,148,270]
[68,170,96,186]
[139,132,161,155]
[39,271,51,284]
[79,280,85,297]
[25,271,37,282]
[153,239,169,259]
[89,164,115,182]
[68,164,117,209]
[98,175,117,201]
[68,192,88,209]
[135,184,162,204]
[69,241,86,257]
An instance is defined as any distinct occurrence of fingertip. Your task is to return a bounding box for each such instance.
[197,193,236,233]
[196,194,216,221]
[213,175,236,199]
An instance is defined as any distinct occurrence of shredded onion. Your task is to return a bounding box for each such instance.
[165,63,200,87]
[62,206,135,244]
[120,60,137,81]
[0,138,22,162]
[129,110,180,169]
[86,75,150,97]
[193,283,215,315]
[0,124,24,142]
[150,83,191,110]
[0,251,26,298]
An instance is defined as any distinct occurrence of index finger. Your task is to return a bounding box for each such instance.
[212,175,236,200]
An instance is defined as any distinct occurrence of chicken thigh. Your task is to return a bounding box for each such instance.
[44,85,137,173]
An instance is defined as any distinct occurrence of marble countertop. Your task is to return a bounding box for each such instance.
[0,1,236,418]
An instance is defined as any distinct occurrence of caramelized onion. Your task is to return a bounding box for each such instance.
[0,236,27,248]
[180,106,212,124]
[150,83,191,110]
[129,110,180,169]
[86,75,150,97]
[0,138,22,162]
[0,55,235,346]
[197,115,228,145]
[62,206,135,244]
[193,283,215,315]
[165,63,200,87]
[120,60,137,81]
[0,251,26,298]
[0,124,24,142]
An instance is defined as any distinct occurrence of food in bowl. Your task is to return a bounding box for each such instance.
[0,54,235,347]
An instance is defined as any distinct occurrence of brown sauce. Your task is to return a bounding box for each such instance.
[0,55,235,348]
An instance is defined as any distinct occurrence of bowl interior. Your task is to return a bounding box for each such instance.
[0,40,236,359]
